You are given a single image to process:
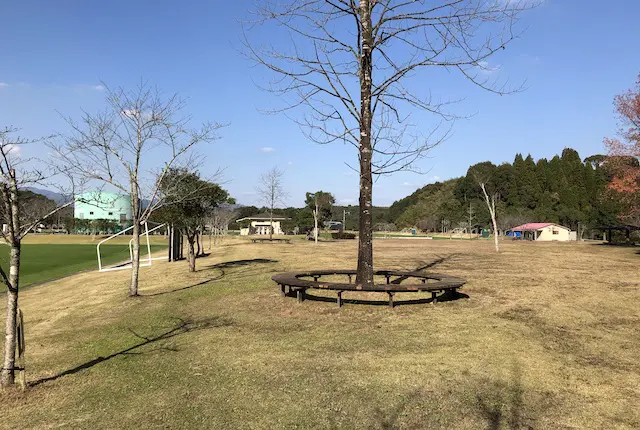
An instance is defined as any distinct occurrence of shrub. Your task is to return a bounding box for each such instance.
[331,232,356,239]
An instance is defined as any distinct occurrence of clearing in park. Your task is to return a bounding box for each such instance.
[2,237,639,428]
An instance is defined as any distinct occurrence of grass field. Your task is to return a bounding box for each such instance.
[1,237,639,428]
[1,235,168,287]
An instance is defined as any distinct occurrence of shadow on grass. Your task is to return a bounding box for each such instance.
[141,270,226,297]
[29,316,233,388]
[592,242,639,248]
[475,361,530,430]
[204,258,278,270]
[372,390,423,429]
[300,289,469,307]
[390,254,462,284]
[370,360,537,429]
[142,259,278,297]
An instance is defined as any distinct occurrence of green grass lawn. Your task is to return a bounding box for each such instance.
[1,244,167,287]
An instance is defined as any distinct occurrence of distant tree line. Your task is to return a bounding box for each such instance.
[23,145,630,238]
[390,148,624,234]
[234,202,391,234]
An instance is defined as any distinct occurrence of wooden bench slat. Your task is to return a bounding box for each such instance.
[272,271,465,293]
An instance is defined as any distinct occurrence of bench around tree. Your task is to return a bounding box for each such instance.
[251,238,291,244]
[272,270,466,308]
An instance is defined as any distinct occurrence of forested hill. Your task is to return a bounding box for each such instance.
[388,148,621,231]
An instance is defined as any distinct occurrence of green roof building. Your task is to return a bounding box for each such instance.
[75,192,132,223]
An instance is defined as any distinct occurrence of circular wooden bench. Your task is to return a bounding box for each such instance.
[251,238,291,244]
[272,270,466,308]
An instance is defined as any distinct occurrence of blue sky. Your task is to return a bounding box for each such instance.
[1,0,639,207]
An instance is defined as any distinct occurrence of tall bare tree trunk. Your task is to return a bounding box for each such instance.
[130,221,140,296]
[129,183,143,296]
[356,0,374,287]
[491,212,499,252]
[1,176,20,387]
[480,183,500,253]
[269,207,273,240]
[313,201,319,244]
[196,232,201,256]
[1,246,19,387]
[187,233,196,272]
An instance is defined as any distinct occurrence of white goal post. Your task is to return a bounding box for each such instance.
[96,222,166,272]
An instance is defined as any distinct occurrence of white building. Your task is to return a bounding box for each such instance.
[511,223,575,241]
[236,213,290,236]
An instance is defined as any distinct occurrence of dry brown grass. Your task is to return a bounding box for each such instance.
[2,237,639,429]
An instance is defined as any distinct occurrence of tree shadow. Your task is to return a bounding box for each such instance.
[204,258,278,270]
[592,242,639,248]
[390,254,462,284]
[140,270,226,297]
[373,389,422,429]
[475,361,528,430]
[412,253,462,272]
[366,360,538,429]
[142,259,278,296]
[29,316,233,388]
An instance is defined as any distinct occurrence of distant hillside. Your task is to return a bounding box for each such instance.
[387,148,621,232]
[388,179,461,229]
[25,187,70,204]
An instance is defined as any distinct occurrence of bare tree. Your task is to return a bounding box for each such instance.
[467,202,475,238]
[479,182,499,252]
[256,167,288,240]
[209,206,237,247]
[246,0,536,285]
[306,191,335,244]
[50,82,225,296]
[0,128,78,387]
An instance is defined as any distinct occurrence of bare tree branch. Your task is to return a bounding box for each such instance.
[49,81,226,296]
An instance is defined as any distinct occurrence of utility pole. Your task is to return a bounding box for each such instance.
[343,209,350,232]
[468,202,474,239]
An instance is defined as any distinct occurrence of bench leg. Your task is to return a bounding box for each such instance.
[337,291,343,308]
[280,284,286,297]
[347,274,352,283]
[443,288,457,300]
[388,292,394,308]
[431,291,437,304]
[297,288,305,303]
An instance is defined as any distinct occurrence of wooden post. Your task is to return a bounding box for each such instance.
[297,288,305,303]
[388,292,394,308]
[337,291,343,307]
[431,291,437,304]
[385,274,390,284]
[280,284,286,297]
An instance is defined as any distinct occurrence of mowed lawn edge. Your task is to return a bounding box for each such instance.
[1,243,168,287]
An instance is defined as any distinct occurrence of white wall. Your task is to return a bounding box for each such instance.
[536,225,572,241]
[251,221,283,235]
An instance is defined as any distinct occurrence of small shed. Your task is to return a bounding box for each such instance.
[236,213,290,236]
[511,223,574,241]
